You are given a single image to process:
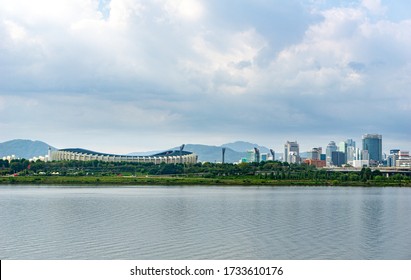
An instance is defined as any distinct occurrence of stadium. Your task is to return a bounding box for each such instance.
[49,148,198,164]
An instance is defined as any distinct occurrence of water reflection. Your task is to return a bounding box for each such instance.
[1,186,411,259]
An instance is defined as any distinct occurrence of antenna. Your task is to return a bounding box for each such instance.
[270,149,275,161]
[254,147,260,163]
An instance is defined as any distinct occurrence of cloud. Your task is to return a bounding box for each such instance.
[361,0,386,15]
[0,0,410,152]
[163,0,204,22]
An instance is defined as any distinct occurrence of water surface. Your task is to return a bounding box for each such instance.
[1,185,410,259]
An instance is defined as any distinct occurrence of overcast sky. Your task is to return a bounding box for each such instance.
[1,0,410,154]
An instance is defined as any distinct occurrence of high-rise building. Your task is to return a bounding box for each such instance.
[397,151,410,167]
[326,141,337,166]
[345,139,356,163]
[362,134,382,164]
[338,141,347,164]
[284,141,300,163]
[331,151,345,167]
[246,148,262,163]
[361,150,370,161]
[387,149,400,167]
[345,139,356,147]
[246,150,257,163]
[307,147,322,160]
[338,141,346,153]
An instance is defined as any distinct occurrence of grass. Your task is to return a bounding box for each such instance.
[1,175,410,187]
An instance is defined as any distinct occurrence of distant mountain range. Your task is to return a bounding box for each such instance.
[1,139,276,163]
[131,141,274,163]
[222,141,271,153]
[0,139,55,159]
[129,144,244,163]
[177,144,246,163]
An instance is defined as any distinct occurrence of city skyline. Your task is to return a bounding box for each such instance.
[1,132,407,157]
[1,1,410,153]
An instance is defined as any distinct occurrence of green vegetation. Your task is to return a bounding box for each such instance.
[0,159,410,186]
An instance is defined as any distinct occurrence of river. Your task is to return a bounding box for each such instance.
[1,185,410,259]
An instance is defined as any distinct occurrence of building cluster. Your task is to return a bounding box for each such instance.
[242,134,410,168]
[4,133,409,169]
[2,154,49,162]
[240,148,275,164]
[2,155,17,162]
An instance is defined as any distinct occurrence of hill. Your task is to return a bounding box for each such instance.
[177,144,246,163]
[2,139,272,163]
[221,141,270,153]
[169,141,272,163]
[130,141,274,163]
[130,144,246,163]
[0,139,55,159]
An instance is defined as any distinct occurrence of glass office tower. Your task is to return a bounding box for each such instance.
[362,134,382,163]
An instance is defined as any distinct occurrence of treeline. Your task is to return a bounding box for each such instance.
[1,158,410,184]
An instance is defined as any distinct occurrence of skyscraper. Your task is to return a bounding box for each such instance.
[387,149,400,167]
[307,147,321,160]
[284,141,300,163]
[338,141,347,164]
[326,141,337,166]
[331,151,345,167]
[345,139,356,163]
[362,134,382,163]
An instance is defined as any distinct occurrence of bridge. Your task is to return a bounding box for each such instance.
[326,167,411,177]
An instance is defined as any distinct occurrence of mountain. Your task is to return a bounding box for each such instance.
[221,141,270,153]
[173,141,272,163]
[130,145,245,163]
[176,144,247,163]
[1,138,274,163]
[129,141,274,163]
[0,139,55,159]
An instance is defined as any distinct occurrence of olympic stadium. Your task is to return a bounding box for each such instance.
[49,148,198,164]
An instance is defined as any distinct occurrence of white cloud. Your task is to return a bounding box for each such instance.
[361,0,386,15]
[3,19,28,41]
[181,28,266,94]
[108,0,145,27]
[255,4,411,99]
[164,0,204,22]
[0,0,410,151]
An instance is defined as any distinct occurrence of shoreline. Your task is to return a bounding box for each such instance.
[1,175,410,187]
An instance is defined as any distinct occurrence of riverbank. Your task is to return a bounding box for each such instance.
[1,175,410,187]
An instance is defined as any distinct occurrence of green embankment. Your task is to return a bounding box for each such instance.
[1,175,410,186]
[1,159,410,186]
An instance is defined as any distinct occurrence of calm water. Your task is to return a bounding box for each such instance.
[1,185,411,260]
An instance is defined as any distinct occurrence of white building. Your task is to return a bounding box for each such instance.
[284,141,300,163]
[353,160,370,168]
[396,151,410,167]
[50,148,198,164]
[2,155,16,162]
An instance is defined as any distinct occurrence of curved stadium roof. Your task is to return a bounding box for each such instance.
[59,148,193,157]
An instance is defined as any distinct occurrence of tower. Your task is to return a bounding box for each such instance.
[254,147,260,163]
[284,141,299,163]
[47,147,52,162]
[326,141,337,166]
[270,149,275,161]
[345,139,356,163]
[362,134,382,163]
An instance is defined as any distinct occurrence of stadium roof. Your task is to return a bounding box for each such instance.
[59,148,193,157]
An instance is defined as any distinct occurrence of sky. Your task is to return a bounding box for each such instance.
[0,0,410,154]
